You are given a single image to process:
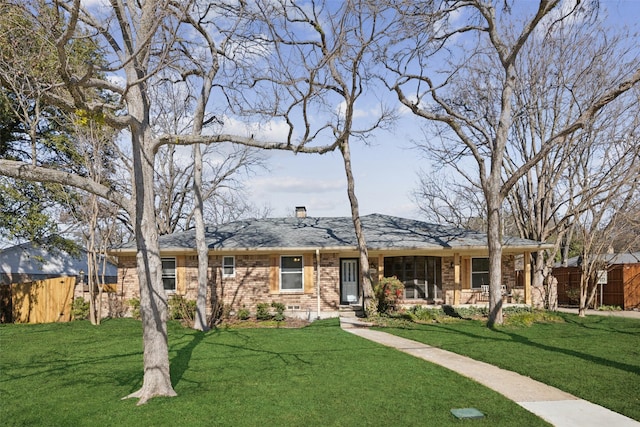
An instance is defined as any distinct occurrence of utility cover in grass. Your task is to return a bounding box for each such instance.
[450,408,485,419]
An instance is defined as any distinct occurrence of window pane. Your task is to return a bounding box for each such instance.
[163,278,176,291]
[471,258,489,288]
[472,273,490,288]
[162,258,175,275]
[281,256,303,290]
[472,258,489,271]
[161,258,176,291]
[223,256,235,276]
[282,256,302,270]
[281,273,303,290]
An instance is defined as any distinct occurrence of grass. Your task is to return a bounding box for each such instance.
[0,318,549,426]
[373,312,640,421]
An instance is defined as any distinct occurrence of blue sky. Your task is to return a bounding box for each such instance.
[243,0,640,220]
[245,114,424,219]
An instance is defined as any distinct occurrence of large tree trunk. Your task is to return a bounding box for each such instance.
[339,140,375,315]
[486,191,504,326]
[193,143,210,331]
[123,102,176,403]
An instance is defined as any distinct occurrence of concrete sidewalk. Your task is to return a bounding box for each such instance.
[340,318,640,427]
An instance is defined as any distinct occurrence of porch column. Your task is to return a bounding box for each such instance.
[377,254,384,282]
[524,250,532,305]
[454,253,461,305]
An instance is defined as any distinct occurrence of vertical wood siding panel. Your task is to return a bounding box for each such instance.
[269,256,279,294]
[304,254,314,294]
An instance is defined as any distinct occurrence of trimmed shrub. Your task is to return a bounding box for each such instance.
[237,306,251,320]
[168,294,197,323]
[256,302,272,320]
[407,305,444,322]
[374,276,404,314]
[271,301,286,321]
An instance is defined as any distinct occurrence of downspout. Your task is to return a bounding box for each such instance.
[316,249,321,320]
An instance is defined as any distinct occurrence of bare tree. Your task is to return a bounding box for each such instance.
[412,9,640,310]
[386,0,640,325]
[219,0,398,315]
[153,144,265,235]
[69,113,120,325]
[413,171,487,230]
[565,133,640,315]
[1,0,397,402]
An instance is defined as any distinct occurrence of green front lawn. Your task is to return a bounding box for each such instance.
[0,318,548,426]
[374,312,640,421]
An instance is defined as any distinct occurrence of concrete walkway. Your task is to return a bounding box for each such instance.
[555,307,640,319]
[340,318,640,427]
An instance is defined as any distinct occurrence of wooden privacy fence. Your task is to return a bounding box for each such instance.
[0,277,75,324]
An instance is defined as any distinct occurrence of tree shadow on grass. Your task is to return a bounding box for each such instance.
[168,321,386,389]
[170,328,206,387]
[412,320,640,377]
[558,312,640,337]
[491,326,640,376]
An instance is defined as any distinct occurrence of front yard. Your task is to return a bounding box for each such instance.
[372,310,640,421]
[2,311,638,426]
[1,318,545,426]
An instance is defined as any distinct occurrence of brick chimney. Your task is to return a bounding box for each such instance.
[295,206,307,218]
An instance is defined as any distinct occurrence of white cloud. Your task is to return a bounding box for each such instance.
[219,116,291,142]
[335,100,378,120]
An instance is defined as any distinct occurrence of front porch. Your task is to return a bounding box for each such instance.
[368,251,534,308]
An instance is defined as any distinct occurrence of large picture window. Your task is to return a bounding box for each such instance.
[161,258,176,292]
[281,256,303,291]
[383,256,442,300]
[471,258,490,289]
[222,256,235,277]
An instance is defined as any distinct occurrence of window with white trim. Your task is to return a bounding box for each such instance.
[471,258,490,289]
[222,256,235,277]
[280,256,303,291]
[161,257,176,292]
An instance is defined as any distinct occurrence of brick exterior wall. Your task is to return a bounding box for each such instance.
[115,252,528,319]
[115,252,345,319]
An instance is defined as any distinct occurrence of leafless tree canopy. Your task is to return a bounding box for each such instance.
[386,0,640,324]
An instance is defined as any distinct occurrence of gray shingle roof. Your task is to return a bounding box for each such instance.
[114,214,550,252]
[556,252,640,268]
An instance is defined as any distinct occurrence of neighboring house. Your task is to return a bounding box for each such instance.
[111,208,552,319]
[0,242,119,323]
[553,252,640,310]
[0,242,118,285]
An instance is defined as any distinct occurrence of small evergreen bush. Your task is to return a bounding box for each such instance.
[237,306,251,320]
[72,297,90,320]
[271,301,286,321]
[256,302,272,320]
